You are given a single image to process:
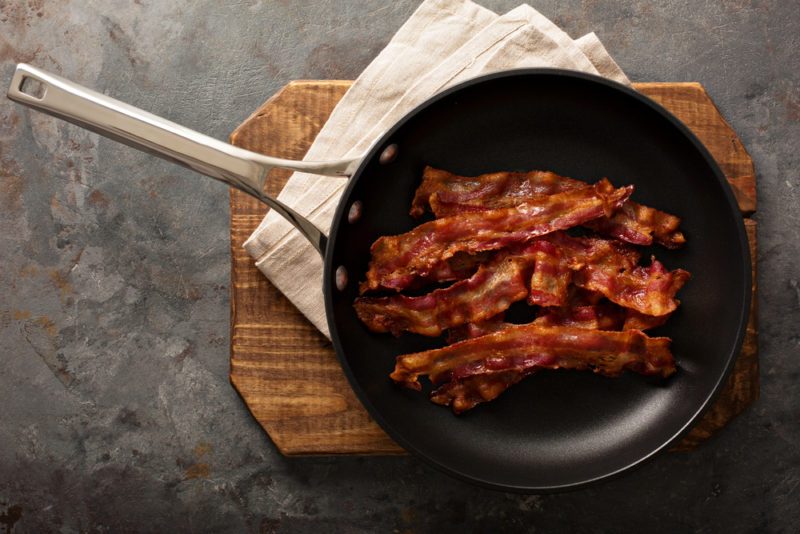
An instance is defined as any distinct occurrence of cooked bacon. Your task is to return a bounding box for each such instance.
[394,324,675,413]
[446,314,510,343]
[532,235,689,317]
[534,304,624,331]
[434,230,643,301]
[435,304,660,412]
[358,231,685,336]
[391,324,675,392]
[426,233,633,309]
[411,167,570,217]
[573,256,690,317]
[412,166,685,248]
[584,202,686,249]
[623,309,672,331]
[523,232,638,308]
[519,234,687,317]
[447,295,624,345]
[445,297,668,347]
[356,164,692,414]
[354,255,529,337]
[534,300,669,332]
[362,181,633,293]
[396,251,490,292]
[357,166,693,414]
[431,371,527,413]
[550,233,641,270]
[526,239,572,306]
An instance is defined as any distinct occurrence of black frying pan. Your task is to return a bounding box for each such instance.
[8,66,751,492]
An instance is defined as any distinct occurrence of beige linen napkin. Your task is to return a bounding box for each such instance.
[243,0,630,337]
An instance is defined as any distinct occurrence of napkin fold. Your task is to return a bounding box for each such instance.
[243,0,630,338]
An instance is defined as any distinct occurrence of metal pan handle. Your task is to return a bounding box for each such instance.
[7,63,357,255]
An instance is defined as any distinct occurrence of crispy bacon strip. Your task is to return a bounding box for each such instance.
[360,231,685,337]
[411,168,569,217]
[535,299,669,332]
[533,304,624,331]
[362,181,632,293]
[431,371,526,413]
[395,324,675,413]
[448,293,625,345]
[529,233,640,307]
[391,324,675,392]
[397,251,491,291]
[435,232,640,308]
[427,296,671,412]
[574,257,690,317]
[355,233,653,337]
[354,255,529,337]
[547,232,641,271]
[526,239,572,306]
[446,314,510,344]
[520,234,687,316]
[623,309,672,331]
[547,236,690,318]
[413,166,685,248]
[434,304,640,412]
[584,202,686,249]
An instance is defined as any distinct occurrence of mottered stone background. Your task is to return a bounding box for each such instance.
[0,1,798,532]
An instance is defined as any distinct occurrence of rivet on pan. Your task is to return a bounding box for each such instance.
[335,265,348,291]
[348,200,363,223]
[379,143,398,165]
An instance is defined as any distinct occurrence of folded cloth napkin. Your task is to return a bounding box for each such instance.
[243,0,630,338]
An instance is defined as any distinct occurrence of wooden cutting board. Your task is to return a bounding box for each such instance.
[229,81,758,455]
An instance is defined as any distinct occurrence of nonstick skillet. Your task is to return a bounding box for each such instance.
[8,64,751,492]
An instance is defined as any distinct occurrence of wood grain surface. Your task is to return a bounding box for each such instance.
[229,80,758,455]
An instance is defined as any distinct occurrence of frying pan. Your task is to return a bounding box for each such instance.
[8,64,751,492]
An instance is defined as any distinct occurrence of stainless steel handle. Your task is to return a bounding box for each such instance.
[7,64,359,255]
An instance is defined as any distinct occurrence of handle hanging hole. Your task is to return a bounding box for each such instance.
[20,76,46,99]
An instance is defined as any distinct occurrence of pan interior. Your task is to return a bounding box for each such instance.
[325,71,749,491]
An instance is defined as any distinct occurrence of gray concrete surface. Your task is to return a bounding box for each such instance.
[1,1,798,532]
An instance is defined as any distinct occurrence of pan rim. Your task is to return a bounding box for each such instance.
[323,67,752,492]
